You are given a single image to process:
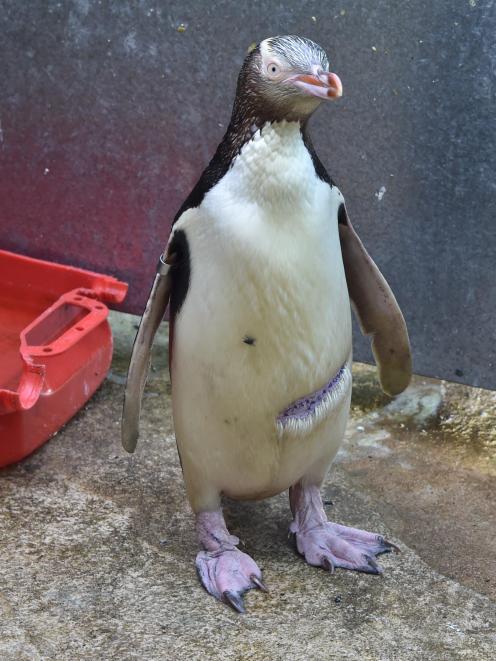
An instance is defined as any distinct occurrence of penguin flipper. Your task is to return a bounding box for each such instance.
[338,206,412,396]
[121,259,171,453]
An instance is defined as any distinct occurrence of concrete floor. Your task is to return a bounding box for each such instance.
[0,312,495,660]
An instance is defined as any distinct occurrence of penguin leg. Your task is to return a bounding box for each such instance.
[289,482,399,574]
[195,510,267,613]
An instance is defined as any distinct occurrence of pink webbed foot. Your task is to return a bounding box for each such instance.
[195,510,267,613]
[289,484,399,575]
[291,520,398,574]
[196,548,266,613]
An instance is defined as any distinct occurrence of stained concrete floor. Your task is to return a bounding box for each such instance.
[1,312,495,660]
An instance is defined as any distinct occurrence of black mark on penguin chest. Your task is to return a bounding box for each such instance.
[338,203,348,226]
[169,229,191,322]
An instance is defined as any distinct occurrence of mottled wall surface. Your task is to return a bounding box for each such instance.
[0,1,495,388]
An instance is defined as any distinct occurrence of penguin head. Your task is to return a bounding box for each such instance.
[233,36,342,123]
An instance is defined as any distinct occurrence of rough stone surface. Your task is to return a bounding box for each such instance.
[0,312,495,660]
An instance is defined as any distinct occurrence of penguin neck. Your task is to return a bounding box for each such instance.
[221,119,317,206]
[216,113,301,169]
[173,110,331,224]
[218,112,330,191]
[219,111,305,170]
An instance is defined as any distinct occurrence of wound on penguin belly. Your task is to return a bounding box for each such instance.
[276,363,351,436]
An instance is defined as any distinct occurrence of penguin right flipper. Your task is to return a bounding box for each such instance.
[338,204,412,397]
[121,256,171,453]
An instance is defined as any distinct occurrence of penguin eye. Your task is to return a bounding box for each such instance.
[267,62,280,78]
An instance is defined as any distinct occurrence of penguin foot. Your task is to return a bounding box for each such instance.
[196,548,266,613]
[289,483,399,575]
[292,521,398,574]
[195,509,267,613]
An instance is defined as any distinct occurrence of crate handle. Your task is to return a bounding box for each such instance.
[0,363,45,414]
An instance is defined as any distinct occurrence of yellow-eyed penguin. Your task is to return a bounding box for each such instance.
[122,35,411,614]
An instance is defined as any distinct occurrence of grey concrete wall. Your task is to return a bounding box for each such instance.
[0,1,495,388]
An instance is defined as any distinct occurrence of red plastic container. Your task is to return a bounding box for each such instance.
[0,250,127,467]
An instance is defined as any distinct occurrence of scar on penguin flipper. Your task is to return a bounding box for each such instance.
[243,336,256,346]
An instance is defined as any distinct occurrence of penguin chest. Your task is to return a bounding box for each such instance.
[172,138,351,437]
[170,123,352,502]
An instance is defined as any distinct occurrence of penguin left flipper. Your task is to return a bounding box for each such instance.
[121,256,171,453]
[338,205,412,396]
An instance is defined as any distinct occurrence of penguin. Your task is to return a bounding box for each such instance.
[122,35,411,614]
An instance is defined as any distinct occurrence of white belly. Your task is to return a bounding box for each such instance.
[170,122,352,509]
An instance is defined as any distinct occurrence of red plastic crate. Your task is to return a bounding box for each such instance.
[0,250,127,467]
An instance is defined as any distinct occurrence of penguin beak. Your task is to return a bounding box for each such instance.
[287,66,343,100]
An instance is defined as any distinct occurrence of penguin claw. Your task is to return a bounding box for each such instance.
[361,554,382,575]
[223,590,246,614]
[322,556,335,573]
[383,538,401,554]
[251,575,268,592]
[196,548,265,613]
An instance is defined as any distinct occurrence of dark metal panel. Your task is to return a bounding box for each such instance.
[0,1,495,388]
